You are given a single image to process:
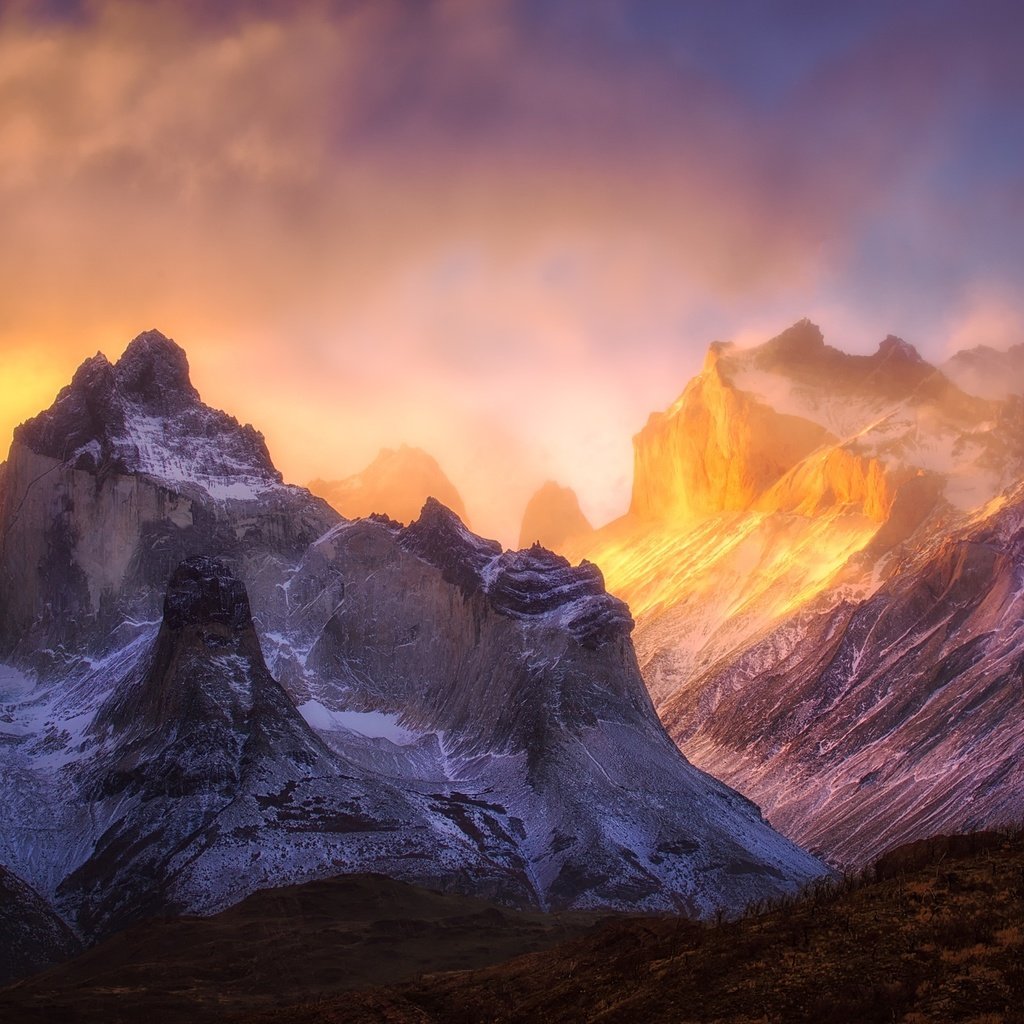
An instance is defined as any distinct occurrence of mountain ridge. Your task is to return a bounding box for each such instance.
[0,328,826,950]
[572,319,1024,866]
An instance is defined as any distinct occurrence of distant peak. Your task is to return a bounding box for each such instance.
[518,480,593,551]
[377,444,433,465]
[115,329,199,406]
[762,319,825,359]
[876,335,924,364]
[537,480,574,496]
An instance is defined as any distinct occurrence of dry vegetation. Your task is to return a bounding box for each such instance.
[255,831,1024,1024]
[3,832,1022,1023]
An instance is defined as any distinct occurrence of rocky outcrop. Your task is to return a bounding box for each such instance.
[309,445,468,526]
[0,865,81,984]
[518,482,593,552]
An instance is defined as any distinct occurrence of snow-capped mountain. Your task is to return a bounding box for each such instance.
[308,444,469,526]
[572,319,1024,865]
[0,330,825,945]
[518,481,594,552]
[0,330,334,671]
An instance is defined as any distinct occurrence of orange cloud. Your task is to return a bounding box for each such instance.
[1,1,1020,543]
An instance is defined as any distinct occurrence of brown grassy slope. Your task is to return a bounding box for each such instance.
[258,832,1024,1024]
[0,874,598,1024]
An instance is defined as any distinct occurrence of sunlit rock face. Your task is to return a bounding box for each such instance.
[665,483,1024,867]
[309,444,469,526]
[0,331,827,944]
[518,481,593,552]
[630,323,833,523]
[573,319,1024,865]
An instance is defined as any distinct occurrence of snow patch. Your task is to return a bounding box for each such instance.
[298,701,421,745]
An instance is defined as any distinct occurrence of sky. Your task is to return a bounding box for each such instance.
[1,0,1023,543]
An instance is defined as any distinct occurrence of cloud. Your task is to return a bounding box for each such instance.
[944,288,1024,355]
[1,0,1022,541]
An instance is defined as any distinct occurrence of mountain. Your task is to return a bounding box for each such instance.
[0,328,333,670]
[0,329,825,949]
[60,555,530,941]
[518,481,593,552]
[658,478,1024,866]
[571,320,1024,865]
[308,444,468,526]
[943,343,1024,400]
[0,865,80,985]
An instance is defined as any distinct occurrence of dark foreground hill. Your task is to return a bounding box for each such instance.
[244,831,1024,1024]
[0,874,598,1023]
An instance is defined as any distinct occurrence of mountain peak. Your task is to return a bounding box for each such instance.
[309,445,468,526]
[761,318,825,359]
[115,329,199,408]
[402,498,501,596]
[876,334,923,364]
[93,555,284,744]
[11,330,281,496]
[518,481,593,552]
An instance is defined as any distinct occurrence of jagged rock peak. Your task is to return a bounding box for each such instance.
[876,334,924,363]
[163,556,252,634]
[761,318,825,359]
[70,351,115,387]
[12,329,281,493]
[92,556,273,742]
[401,497,502,597]
[400,501,631,647]
[115,329,199,406]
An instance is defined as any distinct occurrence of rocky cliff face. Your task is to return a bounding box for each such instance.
[309,445,469,526]
[255,500,825,918]
[629,325,833,523]
[0,330,827,947]
[518,481,593,552]
[58,556,537,940]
